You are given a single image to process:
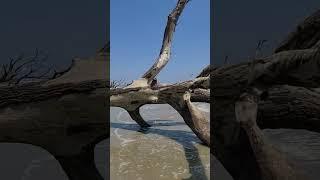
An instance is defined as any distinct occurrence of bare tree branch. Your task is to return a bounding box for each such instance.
[127,0,190,88]
[0,49,53,85]
[110,79,127,88]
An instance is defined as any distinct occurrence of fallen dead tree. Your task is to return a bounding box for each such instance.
[111,1,320,178]
[0,0,318,180]
[234,93,307,180]
[112,3,320,180]
[0,0,209,179]
[0,47,108,180]
[110,0,211,146]
[212,9,320,180]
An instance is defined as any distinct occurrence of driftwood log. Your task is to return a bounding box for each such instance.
[213,9,320,180]
[0,0,319,179]
[235,91,308,180]
[110,0,211,147]
[0,1,209,179]
[0,47,109,180]
[111,1,320,180]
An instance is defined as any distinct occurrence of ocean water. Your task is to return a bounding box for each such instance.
[0,104,319,180]
[110,104,210,180]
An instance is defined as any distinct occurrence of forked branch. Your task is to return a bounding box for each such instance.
[111,0,210,146]
[127,0,190,88]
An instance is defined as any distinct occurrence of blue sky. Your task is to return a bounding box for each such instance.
[110,0,210,83]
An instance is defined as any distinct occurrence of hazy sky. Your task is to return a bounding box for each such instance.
[0,0,108,70]
[213,0,320,66]
[110,0,210,83]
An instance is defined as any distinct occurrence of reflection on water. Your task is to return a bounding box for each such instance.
[110,104,210,180]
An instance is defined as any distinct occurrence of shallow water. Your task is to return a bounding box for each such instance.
[110,104,210,180]
[0,103,319,180]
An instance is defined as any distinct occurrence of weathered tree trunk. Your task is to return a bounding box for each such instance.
[141,0,189,85]
[110,4,320,180]
[111,77,210,146]
[0,48,109,180]
[1,2,318,180]
[212,61,320,180]
[235,93,306,180]
[110,0,211,147]
[213,9,320,180]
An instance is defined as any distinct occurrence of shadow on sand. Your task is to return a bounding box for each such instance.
[111,120,209,180]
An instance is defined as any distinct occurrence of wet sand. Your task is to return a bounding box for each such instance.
[110,104,210,180]
[0,104,319,180]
